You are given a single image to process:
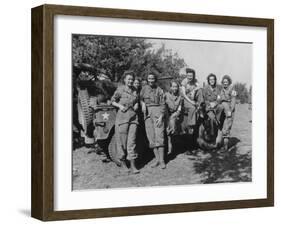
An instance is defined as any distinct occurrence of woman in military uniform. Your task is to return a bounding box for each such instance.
[181,68,203,134]
[140,72,166,169]
[198,73,224,149]
[219,75,236,138]
[111,71,140,174]
[203,73,223,122]
[133,77,142,94]
[165,80,183,154]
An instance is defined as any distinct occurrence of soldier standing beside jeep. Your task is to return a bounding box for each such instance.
[140,72,166,169]
[111,71,140,174]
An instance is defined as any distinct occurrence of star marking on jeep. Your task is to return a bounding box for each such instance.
[102,112,110,121]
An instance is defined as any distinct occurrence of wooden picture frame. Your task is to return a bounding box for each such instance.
[31,4,274,221]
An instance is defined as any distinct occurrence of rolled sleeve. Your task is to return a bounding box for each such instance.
[181,78,188,87]
[111,87,122,103]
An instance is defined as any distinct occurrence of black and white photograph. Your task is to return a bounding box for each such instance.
[72,34,252,190]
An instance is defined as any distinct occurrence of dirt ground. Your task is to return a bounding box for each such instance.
[72,104,252,190]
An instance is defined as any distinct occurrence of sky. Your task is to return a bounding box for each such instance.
[147,38,252,87]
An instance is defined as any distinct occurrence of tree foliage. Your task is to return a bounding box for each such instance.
[248,85,252,104]
[233,82,250,104]
[72,35,186,85]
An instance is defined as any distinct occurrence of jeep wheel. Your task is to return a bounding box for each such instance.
[77,89,94,144]
[108,134,121,166]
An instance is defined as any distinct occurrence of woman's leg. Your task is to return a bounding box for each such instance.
[153,110,166,169]
[168,135,172,154]
[144,116,156,148]
[151,148,160,168]
[116,123,129,172]
[115,123,127,160]
[126,123,139,174]
[220,102,234,137]
[158,147,166,169]
[184,100,196,126]
[167,115,176,155]
[144,109,159,167]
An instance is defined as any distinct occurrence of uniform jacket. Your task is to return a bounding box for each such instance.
[111,85,139,125]
[220,85,236,111]
[181,78,199,101]
[203,85,221,104]
[165,92,183,114]
[140,85,166,114]
[220,85,236,102]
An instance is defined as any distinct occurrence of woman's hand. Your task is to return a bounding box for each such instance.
[171,111,180,118]
[191,101,197,106]
[226,110,232,117]
[120,105,128,112]
[112,101,126,112]
[141,102,147,115]
[209,102,217,109]
[183,93,196,106]
[133,103,139,112]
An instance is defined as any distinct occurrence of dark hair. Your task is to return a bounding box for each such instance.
[123,70,135,79]
[169,80,180,87]
[221,75,232,85]
[146,72,158,82]
[186,68,196,79]
[207,73,217,85]
[134,77,142,83]
[134,77,142,92]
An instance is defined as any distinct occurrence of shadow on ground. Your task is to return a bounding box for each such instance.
[137,133,198,169]
[193,137,252,183]
[166,134,198,163]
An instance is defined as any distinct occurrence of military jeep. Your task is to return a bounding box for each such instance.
[92,104,120,164]
[74,64,121,164]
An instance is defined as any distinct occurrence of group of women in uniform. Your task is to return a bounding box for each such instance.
[111,68,236,174]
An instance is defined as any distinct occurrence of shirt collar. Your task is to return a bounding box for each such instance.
[222,85,231,91]
[147,85,157,92]
[123,85,134,94]
[208,85,218,91]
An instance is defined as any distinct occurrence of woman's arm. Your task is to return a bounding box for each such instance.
[133,102,139,111]
[111,87,126,112]
[175,101,182,115]
[112,101,126,112]
[181,86,196,105]
[140,101,146,115]
[230,88,237,112]
[156,89,166,127]
[158,88,166,115]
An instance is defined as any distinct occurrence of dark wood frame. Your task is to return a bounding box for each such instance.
[31,4,274,221]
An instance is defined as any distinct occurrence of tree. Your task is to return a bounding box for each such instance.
[233,82,249,104]
[72,35,186,87]
[248,85,252,104]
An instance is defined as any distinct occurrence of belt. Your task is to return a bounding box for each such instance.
[146,103,162,107]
